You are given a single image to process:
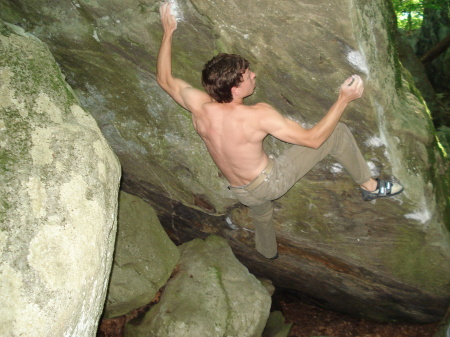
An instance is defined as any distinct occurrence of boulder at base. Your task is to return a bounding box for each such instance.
[103,191,180,319]
[125,235,271,337]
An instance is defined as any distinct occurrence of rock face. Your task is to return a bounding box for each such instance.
[1,0,449,322]
[125,235,271,337]
[0,22,121,336]
[262,312,293,337]
[103,191,180,319]
[435,306,450,337]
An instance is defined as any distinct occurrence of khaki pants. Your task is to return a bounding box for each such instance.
[230,123,372,258]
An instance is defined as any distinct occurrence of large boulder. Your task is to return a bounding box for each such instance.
[1,0,448,322]
[0,22,121,336]
[125,235,271,337]
[103,191,180,319]
[262,312,293,337]
[435,307,450,337]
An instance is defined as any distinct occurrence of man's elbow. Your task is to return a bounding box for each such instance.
[298,131,323,149]
[156,74,166,88]
[156,77,171,94]
[305,139,323,149]
[290,137,321,149]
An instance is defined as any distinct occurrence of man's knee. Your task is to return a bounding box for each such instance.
[336,122,350,133]
[249,201,273,217]
[333,122,354,141]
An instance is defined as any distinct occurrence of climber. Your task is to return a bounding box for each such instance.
[156,2,404,259]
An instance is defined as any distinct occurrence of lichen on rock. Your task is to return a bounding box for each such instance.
[0,21,121,336]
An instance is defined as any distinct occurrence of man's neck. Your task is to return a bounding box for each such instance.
[229,97,244,105]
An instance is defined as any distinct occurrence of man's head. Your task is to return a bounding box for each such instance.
[202,53,251,103]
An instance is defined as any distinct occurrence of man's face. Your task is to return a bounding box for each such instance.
[239,68,256,97]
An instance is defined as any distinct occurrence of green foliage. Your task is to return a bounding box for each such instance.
[391,0,446,31]
[437,125,450,156]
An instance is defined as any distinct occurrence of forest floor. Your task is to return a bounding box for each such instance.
[274,291,440,337]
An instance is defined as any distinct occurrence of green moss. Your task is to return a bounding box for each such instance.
[0,21,12,37]
[352,0,403,90]
[205,261,234,331]
[400,66,431,114]
[0,149,21,222]
[0,199,11,224]
[0,148,13,174]
[1,30,78,116]
[429,143,450,231]
[381,226,448,292]
[385,1,403,90]
[437,126,450,157]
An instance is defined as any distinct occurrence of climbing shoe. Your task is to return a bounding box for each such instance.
[361,178,404,201]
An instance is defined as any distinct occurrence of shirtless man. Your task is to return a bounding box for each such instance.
[157,3,404,259]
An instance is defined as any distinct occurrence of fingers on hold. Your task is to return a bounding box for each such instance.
[161,2,169,12]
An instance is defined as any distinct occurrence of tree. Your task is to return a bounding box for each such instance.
[420,32,450,64]
[392,0,448,31]
[393,0,450,128]
[415,0,450,92]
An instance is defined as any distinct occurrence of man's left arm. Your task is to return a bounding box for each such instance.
[156,2,210,111]
[257,76,364,148]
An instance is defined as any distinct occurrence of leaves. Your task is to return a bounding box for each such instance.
[391,0,447,30]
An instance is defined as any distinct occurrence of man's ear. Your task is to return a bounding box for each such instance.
[231,86,239,97]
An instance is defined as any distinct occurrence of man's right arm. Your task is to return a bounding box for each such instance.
[257,75,364,148]
[156,3,211,112]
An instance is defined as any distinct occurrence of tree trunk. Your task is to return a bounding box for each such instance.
[420,33,450,64]
[416,3,450,93]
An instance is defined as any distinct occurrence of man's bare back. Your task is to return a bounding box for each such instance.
[193,101,270,187]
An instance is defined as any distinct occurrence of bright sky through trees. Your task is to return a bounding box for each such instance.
[392,0,447,30]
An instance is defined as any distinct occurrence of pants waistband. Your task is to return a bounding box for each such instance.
[229,160,274,192]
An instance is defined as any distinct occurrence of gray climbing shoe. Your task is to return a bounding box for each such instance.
[361,178,404,201]
[225,216,239,230]
[269,252,279,260]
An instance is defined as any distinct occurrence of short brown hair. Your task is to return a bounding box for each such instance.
[201,53,250,103]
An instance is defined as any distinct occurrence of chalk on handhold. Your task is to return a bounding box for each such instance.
[168,0,183,21]
[346,49,369,76]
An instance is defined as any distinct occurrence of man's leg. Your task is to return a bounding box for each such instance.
[271,123,372,199]
[249,201,277,259]
[229,185,278,259]
[247,123,370,258]
[232,123,372,259]
[325,123,372,185]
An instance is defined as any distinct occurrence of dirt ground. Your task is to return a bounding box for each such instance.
[274,291,440,337]
[98,290,440,337]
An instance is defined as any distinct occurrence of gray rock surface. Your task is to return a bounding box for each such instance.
[262,311,293,337]
[103,191,180,319]
[0,22,121,336]
[434,305,450,337]
[124,235,271,337]
[1,0,449,322]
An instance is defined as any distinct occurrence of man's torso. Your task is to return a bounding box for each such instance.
[192,102,270,186]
